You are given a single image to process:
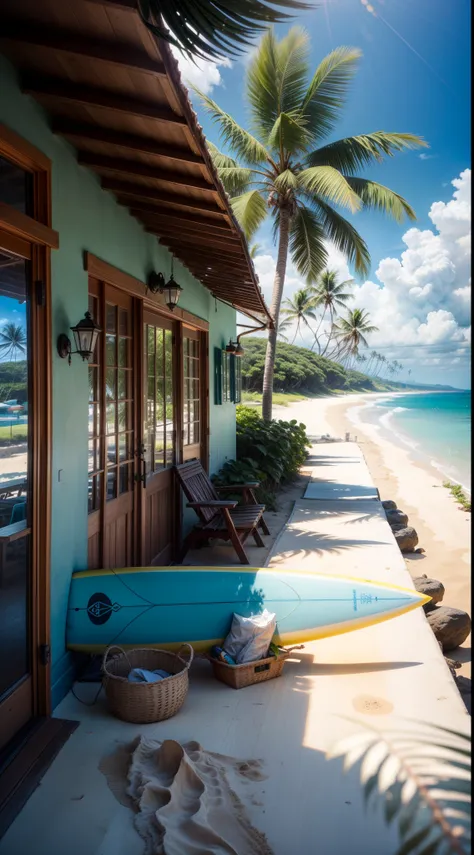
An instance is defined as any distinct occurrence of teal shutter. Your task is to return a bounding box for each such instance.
[229,354,236,403]
[214,347,222,405]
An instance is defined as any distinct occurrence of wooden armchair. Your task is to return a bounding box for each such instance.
[174,459,270,565]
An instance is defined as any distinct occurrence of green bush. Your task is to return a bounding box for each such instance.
[212,406,310,508]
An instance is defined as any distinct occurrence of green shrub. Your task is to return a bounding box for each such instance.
[212,406,310,508]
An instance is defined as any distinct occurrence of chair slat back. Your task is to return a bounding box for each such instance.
[175,460,219,524]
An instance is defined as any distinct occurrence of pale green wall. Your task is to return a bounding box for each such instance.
[0,56,237,705]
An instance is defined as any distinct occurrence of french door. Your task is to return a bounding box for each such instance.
[87,277,208,570]
[88,281,136,569]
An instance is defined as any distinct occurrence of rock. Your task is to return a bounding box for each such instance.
[382,500,397,510]
[414,547,426,554]
[427,606,472,652]
[386,508,409,527]
[455,675,471,695]
[393,526,419,552]
[413,575,445,611]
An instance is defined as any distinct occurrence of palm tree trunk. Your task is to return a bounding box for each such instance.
[262,208,290,422]
[320,306,335,356]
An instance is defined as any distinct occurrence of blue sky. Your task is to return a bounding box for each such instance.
[178,0,471,388]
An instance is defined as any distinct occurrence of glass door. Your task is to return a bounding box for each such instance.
[0,237,33,751]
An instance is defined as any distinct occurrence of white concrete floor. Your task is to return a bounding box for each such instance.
[0,442,469,855]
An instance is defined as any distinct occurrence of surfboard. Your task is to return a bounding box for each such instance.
[66,567,430,653]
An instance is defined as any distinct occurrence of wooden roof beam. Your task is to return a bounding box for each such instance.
[1,21,167,77]
[77,152,215,193]
[154,235,246,259]
[22,77,187,126]
[134,213,239,241]
[117,199,231,229]
[51,120,203,166]
[102,179,226,215]
[148,229,242,251]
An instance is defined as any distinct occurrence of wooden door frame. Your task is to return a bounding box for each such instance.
[0,125,56,721]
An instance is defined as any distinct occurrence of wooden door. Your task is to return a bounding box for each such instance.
[0,235,35,750]
[88,281,137,569]
[141,312,178,565]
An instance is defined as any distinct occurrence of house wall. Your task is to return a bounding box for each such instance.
[0,56,237,707]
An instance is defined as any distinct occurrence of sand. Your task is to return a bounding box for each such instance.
[273,394,471,683]
[101,737,273,855]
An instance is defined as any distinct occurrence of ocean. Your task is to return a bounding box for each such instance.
[350,390,471,493]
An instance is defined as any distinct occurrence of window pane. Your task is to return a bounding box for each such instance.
[118,308,128,336]
[119,464,131,495]
[88,440,97,473]
[89,367,97,402]
[0,154,33,215]
[118,337,128,367]
[117,369,127,399]
[106,304,116,334]
[106,335,115,366]
[106,368,116,401]
[106,468,117,501]
[106,404,116,435]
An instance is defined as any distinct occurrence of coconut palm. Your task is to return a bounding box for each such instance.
[138,0,312,60]
[332,308,378,360]
[310,268,354,354]
[276,316,292,341]
[194,28,426,419]
[249,243,262,259]
[0,323,27,361]
[281,287,318,344]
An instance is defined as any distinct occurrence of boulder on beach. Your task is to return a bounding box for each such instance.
[393,526,419,552]
[386,508,409,527]
[382,500,397,511]
[413,575,444,611]
[427,606,472,652]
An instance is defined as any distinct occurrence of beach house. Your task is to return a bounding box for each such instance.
[0,0,272,805]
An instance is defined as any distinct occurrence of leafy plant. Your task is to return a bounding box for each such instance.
[443,482,471,512]
[194,27,426,419]
[329,720,471,855]
[212,405,310,507]
[137,0,312,60]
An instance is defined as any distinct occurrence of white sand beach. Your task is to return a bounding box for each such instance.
[273,394,471,681]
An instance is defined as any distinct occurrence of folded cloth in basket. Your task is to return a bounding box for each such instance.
[128,668,171,683]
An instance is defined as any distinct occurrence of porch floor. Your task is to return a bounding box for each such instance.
[0,443,469,855]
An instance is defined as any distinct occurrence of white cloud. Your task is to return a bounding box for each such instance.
[171,47,231,95]
[419,153,437,160]
[249,169,471,382]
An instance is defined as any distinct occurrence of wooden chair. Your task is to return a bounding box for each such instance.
[175,460,270,565]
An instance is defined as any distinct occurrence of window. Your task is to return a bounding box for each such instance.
[183,332,200,448]
[233,356,242,403]
[222,352,231,403]
[144,322,175,472]
[0,154,33,215]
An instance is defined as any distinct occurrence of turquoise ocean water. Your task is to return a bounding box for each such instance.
[355,390,471,493]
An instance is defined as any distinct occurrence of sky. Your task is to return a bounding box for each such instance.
[174,0,471,389]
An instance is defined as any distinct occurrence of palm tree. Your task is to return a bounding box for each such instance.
[281,287,318,344]
[0,323,27,361]
[195,28,426,419]
[332,308,378,360]
[139,0,311,60]
[310,268,354,354]
[249,243,262,259]
[276,316,292,342]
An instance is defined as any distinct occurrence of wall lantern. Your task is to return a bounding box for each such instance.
[225,339,244,357]
[225,340,236,354]
[57,311,101,365]
[146,258,183,311]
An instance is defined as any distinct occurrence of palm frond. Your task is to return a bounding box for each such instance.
[267,111,311,156]
[298,165,362,212]
[230,189,267,239]
[192,87,269,163]
[307,132,428,173]
[215,166,255,195]
[273,168,299,192]
[310,198,371,277]
[329,721,471,855]
[276,26,310,117]
[346,177,417,222]
[207,141,239,169]
[246,29,281,138]
[138,0,312,61]
[289,205,328,282]
[301,47,362,142]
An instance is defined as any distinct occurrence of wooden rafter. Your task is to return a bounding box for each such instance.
[1,21,167,76]
[102,179,225,214]
[51,120,203,165]
[116,199,229,228]
[132,212,239,240]
[22,77,187,125]
[77,152,215,193]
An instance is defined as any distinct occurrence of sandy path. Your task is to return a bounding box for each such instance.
[273,395,471,681]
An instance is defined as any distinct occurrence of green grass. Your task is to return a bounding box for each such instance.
[443,481,471,511]
[0,424,28,442]
[242,391,309,407]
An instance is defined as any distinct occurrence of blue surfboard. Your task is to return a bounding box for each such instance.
[66,566,430,653]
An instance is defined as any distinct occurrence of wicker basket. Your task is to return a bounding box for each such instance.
[207,646,299,690]
[102,644,193,723]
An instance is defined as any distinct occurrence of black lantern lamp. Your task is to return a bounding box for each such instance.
[225,339,236,354]
[57,311,101,365]
[146,258,183,311]
[234,341,244,357]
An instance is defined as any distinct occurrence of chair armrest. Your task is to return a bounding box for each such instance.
[216,482,260,492]
[187,500,238,510]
